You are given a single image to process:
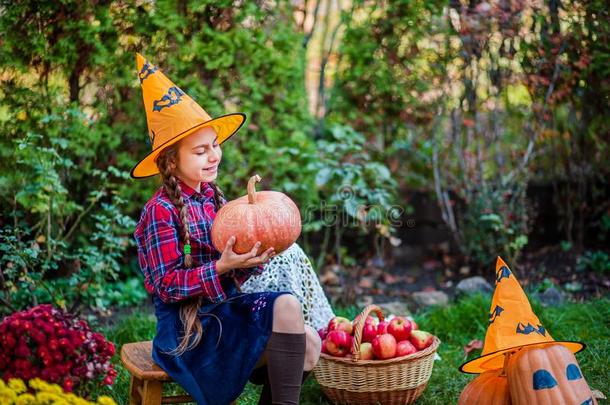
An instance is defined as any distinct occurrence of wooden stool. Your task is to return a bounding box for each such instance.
[121,341,237,405]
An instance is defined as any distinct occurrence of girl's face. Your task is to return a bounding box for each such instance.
[172,126,222,192]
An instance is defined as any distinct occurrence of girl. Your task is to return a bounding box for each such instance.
[131,54,320,405]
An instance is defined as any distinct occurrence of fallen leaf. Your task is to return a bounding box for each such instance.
[423,259,441,271]
[358,277,374,289]
[382,273,399,284]
[591,389,606,400]
[319,271,339,285]
[463,339,483,360]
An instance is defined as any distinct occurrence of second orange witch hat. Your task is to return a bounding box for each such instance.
[459,257,585,374]
[130,53,246,178]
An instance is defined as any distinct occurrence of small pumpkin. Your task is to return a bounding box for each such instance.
[458,369,512,405]
[211,174,301,255]
[507,344,597,405]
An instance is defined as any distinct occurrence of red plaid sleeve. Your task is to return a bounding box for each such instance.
[144,203,226,304]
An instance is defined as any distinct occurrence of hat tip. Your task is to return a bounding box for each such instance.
[135,53,146,69]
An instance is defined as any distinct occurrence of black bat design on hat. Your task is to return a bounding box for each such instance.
[496,266,512,283]
[516,322,546,336]
[139,61,158,83]
[153,87,186,112]
[489,305,504,323]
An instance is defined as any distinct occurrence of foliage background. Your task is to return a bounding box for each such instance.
[0,0,608,315]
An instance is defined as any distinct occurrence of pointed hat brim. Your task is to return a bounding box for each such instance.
[459,340,585,374]
[130,112,245,179]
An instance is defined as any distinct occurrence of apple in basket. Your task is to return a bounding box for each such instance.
[372,333,397,360]
[325,330,352,357]
[387,316,412,341]
[361,322,378,343]
[327,316,353,335]
[356,342,374,360]
[211,174,301,255]
[318,327,328,341]
[377,321,390,335]
[407,316,418,330]
[410,330,434,351]
[396,340,417,357]
[353,315,379,327]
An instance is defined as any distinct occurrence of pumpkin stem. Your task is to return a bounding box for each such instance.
[500,351,513,376]
[247,174,262,204]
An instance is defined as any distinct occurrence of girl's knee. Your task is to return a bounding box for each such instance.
[272,294,304,331]
[304,325,321,371]
[274,294,303,318]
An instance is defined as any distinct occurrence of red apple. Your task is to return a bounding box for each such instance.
[410,330,433,351]
[388,317,412,341]
[377,321,389,335]
[371,333,397,359]
[361,323,378,343]
[321,339,329,354]
[407,316,419,330]
[353,315,379,327]
[318,327,328,341]
[325,330,352,357]
[395,340,417,357]
[328,316,353,335]
[357,342,374,360]
[366,315,379,326]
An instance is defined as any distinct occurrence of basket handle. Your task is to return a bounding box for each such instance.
[351,304,385,362]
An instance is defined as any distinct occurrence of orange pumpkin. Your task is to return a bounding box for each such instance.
[458,369,512,405]
[211,174,301,255]
[507,344,597,405]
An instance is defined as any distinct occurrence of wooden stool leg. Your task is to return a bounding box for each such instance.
[140,380,163,405]
[129,376,143,405]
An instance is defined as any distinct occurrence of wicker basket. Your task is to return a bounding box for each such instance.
[313,304,441,405]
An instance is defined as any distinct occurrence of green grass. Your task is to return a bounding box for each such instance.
[94,295,610,404]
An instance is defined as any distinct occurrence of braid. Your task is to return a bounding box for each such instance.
[158,156,194,268]
[155,145,203,355]
[208,181,227,212]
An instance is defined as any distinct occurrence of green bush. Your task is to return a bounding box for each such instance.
[577,251,610,274]
[306,124,399,268]
[0,101,136,315]
[459,186,531,267]
[0,1,319,311]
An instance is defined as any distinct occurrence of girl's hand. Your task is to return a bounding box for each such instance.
[216,236,275,275]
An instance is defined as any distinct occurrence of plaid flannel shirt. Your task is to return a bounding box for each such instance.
[134,179,264,304]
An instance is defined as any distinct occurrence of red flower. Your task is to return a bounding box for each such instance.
[1,304,117,391]
[31,329,47,344]
[63,377,74,392]
[3,334,16,348]
[106,342,116,356]
[15,344,31,358]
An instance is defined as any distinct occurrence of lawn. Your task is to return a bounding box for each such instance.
[97,294,610,404]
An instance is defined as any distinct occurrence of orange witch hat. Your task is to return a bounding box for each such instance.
[130,53,246,178]
[459,256,585,374]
